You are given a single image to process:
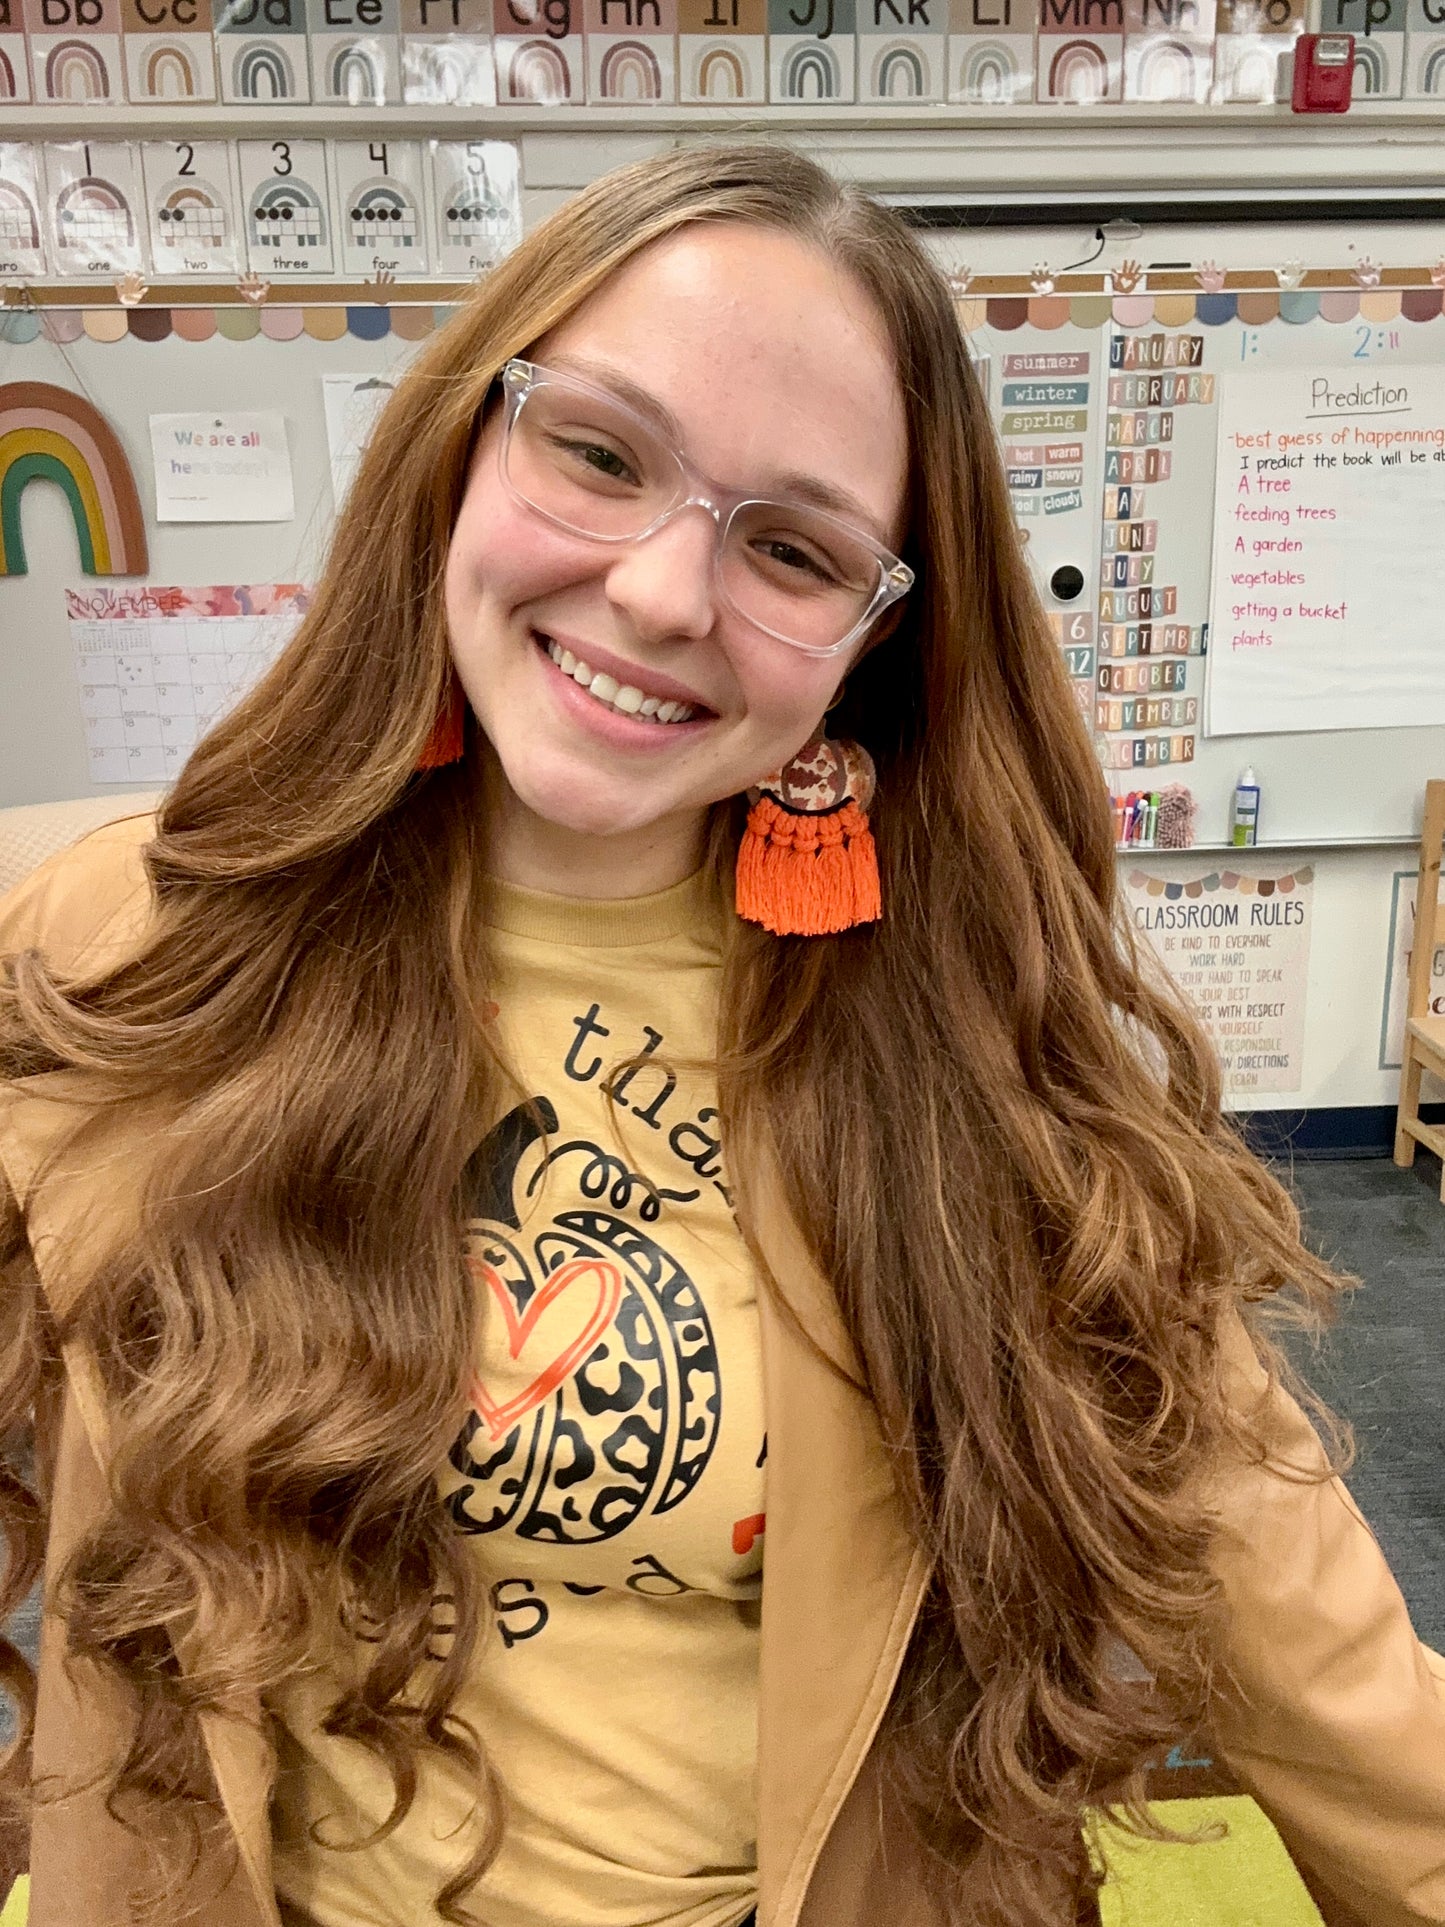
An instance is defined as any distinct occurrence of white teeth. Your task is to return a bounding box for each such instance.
[542,635,698,725]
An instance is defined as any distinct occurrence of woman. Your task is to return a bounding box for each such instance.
[0,144,1442,1927]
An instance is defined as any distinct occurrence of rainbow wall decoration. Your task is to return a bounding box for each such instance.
[0,381,148,577]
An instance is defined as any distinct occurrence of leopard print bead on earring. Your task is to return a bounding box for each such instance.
[734,731,881,937]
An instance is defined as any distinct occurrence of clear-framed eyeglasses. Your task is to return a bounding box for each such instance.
[496,358,914,660]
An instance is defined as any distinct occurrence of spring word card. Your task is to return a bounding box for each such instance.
[68,583,311,787]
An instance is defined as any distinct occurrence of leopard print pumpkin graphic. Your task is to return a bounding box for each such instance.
[445,1099,722,1545]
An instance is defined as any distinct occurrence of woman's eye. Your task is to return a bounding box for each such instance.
[758,538,838,583]
[550,434,639,485]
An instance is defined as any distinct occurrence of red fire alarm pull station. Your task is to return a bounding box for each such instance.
[1292,31,1355,110]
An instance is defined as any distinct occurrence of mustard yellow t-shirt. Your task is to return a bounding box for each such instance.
[271,871,764,1927]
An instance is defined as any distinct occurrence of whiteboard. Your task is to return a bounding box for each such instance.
[1140,315,1445,844]
[1206,362,1445,738]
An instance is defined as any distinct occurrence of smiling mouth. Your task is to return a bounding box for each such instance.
[538,635,705,726]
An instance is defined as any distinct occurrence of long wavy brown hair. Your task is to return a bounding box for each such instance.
[0,143,1343,1925]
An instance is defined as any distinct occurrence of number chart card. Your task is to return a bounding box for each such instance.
[1206,363,1445,737]
[428,140,522,275]
[68,585,311,786]
[332,140,430,277]
[42,141,146,277]
[0,145,48,279]
[141,141,243,276]
[238,138,335,275]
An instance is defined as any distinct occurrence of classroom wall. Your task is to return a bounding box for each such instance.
[921,217,1445,1122]
[4,170,1443,1123]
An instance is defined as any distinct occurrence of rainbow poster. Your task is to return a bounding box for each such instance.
[0,380,148,576]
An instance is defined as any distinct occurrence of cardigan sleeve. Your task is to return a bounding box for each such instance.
[1205,1304,1445,1927]
[0,812,157,981]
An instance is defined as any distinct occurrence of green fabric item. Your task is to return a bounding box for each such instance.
[0,1797,1330,1926]
[1091,1796,1324,1926]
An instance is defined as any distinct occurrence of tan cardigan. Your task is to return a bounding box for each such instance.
[2,815,1443,1927]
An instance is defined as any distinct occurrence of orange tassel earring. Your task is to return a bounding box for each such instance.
[735,733,881,937]
[417,675,466,770]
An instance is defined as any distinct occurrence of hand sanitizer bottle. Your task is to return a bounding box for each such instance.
[1230,768,1260,847]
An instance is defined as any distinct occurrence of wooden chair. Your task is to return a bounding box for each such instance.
[1394,778,1445,1194]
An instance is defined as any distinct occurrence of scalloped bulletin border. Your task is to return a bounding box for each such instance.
[1126,867,1315,897]
[0,305,458,345]
[959,289,1445,332]
[7,288,1445,346]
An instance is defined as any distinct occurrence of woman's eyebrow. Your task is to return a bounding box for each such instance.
[548,354,685,443]
[549,351,889,541]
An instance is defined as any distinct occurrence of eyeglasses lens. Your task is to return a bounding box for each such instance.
[505,379,881,654]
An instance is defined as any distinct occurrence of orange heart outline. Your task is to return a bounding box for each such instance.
[468,1254,624,1443]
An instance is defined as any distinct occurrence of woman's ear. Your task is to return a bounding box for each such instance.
[857,603,906,658]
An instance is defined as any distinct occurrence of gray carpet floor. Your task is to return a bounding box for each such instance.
[1278,1152,1445,1652]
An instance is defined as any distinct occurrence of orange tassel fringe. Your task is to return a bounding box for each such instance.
[735,796,881,936]
[417,678,466,770]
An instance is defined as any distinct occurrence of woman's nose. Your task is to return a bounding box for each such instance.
[602,505,718,644]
